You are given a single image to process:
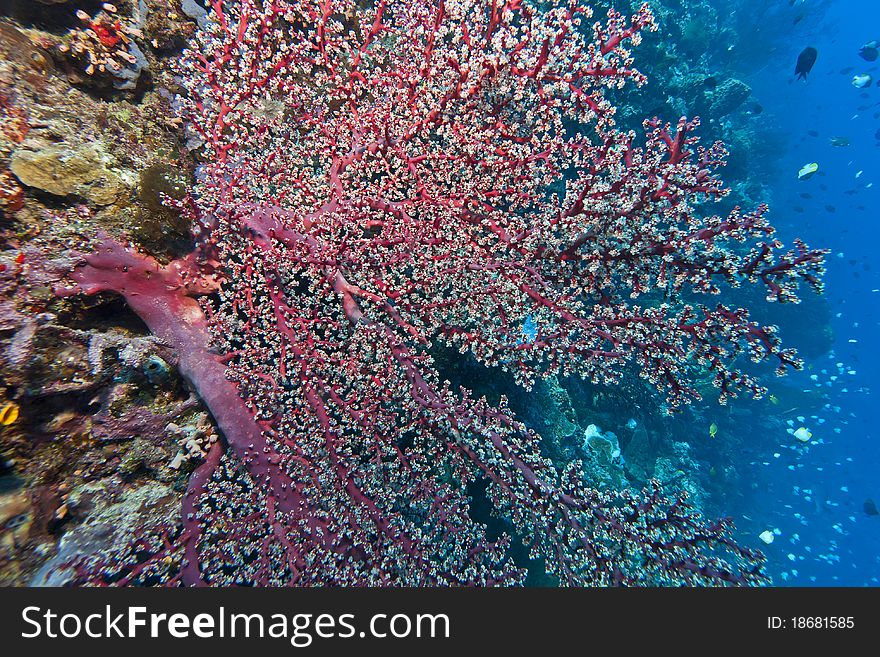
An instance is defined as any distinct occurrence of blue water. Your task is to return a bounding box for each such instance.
[707,0,880,585]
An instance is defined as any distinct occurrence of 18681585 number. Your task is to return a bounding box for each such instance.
[790,617,854,629]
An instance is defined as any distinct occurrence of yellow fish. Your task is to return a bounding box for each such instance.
[0,402,19,426]
[769,394,779,405]
[709,422,718,439]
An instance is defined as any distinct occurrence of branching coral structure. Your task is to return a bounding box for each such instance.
[57,0,826,586]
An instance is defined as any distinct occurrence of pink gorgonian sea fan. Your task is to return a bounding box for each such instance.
[59,0,825,586]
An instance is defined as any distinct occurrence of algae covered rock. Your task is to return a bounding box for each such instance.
[29,480,182,586]
[133,163,192,256]
[707,78,751,117]
[10,137,127,206]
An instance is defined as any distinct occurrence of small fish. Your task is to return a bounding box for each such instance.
[795,47,818,80]
[859,40,879,62]
[839,66,855,75]
[798,162,819,180]
[829,136,850,147]
[769,394,779,405]
[708,422,718,439]
[825,205,836,213]
[852,74,873,89]
[807,130,819,137]
[0,402,19,425]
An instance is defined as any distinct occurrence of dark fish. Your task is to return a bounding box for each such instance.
[825,205,836,213]
[795,47,818,80]
[859,41,879,62]
[808,130,819,137]
[875,128,880,140]
[865,499,879,516]
[704,76,718,89]
[793,206,805,213]
[800,192,813,199]
[746,102,763,115]
[840,66,855,75]
[793,14,804,26]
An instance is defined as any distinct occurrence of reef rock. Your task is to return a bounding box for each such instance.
[707,78,751,117]
[10,137,126,206]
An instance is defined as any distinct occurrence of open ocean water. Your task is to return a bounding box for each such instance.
[710,0,880,585]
